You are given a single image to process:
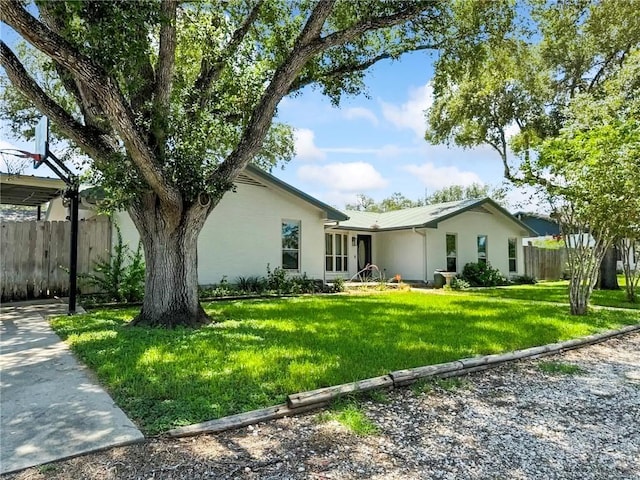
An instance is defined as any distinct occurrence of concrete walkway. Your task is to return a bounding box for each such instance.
[0,301,144,475]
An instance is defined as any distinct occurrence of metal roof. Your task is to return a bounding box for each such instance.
[0,173,67,206]
[336,198,537,235]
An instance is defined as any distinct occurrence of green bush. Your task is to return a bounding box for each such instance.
[82,224,145,302]
[511,275,538,285]
[333,277,346,292]
[266,264,291,293]
[461,262,507,287]
[236,275,267,293]
[449,277,470,290]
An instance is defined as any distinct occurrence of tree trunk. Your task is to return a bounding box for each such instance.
[128,194,212,328]
[597,245,619,290]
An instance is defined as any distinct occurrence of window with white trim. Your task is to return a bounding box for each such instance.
[446,234,457,272]
[477,235,488,265]
[282,220,300,270]
[508,237,517,272]
[325,233,348,272]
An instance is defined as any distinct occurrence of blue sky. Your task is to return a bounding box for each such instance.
[1,41,533,210]
[274,50,528,209]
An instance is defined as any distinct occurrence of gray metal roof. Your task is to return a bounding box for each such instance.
[336,198,537,234]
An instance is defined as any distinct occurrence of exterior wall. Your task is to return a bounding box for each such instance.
[424,206,527,281]
[373,229,425,281]
[111,180,327,285]
[46,197,99,222]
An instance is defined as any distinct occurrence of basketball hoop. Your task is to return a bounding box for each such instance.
[0,148,40,175]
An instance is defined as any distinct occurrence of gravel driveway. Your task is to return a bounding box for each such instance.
[5,332,639,480]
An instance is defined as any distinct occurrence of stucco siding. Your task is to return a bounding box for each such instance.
[374,230,425,281]
[111,180,327,285]
[425,206,527,280]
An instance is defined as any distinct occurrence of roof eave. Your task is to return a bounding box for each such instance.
[245,165,349,221]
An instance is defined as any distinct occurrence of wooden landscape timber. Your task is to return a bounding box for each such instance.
[166,324,640,438]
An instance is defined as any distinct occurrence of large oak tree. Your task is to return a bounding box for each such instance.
[1,0,477,327]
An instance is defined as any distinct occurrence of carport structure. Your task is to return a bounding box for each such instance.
[0,173,80,313]
[0,173,66,219]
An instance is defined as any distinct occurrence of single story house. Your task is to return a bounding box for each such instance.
[326,199,535,283]
[47,167,535,285]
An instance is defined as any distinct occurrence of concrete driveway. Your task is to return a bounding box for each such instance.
[0,301,143,475]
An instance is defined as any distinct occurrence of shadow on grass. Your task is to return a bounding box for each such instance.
[51,292,639,434]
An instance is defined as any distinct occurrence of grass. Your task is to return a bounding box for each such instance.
[317,399,380,436]
[51,290,640,434]
[462,275,639,310]
[538,361,585,375]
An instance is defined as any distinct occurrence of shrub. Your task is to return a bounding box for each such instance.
[332,277,345,292]
[82,224,145,302]
[449,277,470,290]
[291,272,318,294]
[266,264,292,293]
[236,275,267,293]
[511,275,538,285]
[461,262,507,287]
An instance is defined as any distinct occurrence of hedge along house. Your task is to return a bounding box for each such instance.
[324,198,537,283]
[47,165,348,285]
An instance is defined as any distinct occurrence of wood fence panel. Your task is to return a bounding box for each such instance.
[1,217,112,301]
[523,246,568,280]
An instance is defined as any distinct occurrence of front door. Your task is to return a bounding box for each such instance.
[357,234,372,275]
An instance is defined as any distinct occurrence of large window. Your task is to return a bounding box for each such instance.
[508,238,517,272]
[282,220,300,270]
[446,234,457,272]
[477,235,488,265]
[325,233,348,272]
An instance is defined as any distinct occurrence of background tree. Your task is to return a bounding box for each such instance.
[425,183,506,205]
[425,0,640,312]
[535,49,640,314]
[1,0,490,327]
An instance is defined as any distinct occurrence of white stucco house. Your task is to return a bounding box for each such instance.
[326,199,536,283]
[47,166,535,285]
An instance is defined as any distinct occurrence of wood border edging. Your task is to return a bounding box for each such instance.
[166,324,640,438]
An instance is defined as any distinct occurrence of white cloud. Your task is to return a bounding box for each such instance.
[343,107,379,125]
[402,162,484,190]
[293,128,325,161]
[297,162,388,192]
[380,84,433,138]
[321,144,425,158]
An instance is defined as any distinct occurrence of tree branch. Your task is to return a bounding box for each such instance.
[211,0,336,188]
[314,3,433,51]
[1,0,181,211]
[288,44,436,94]
[155,0,178,111]
[191,0,264,111]
[0,41,116,162]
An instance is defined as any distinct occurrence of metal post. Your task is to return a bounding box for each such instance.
[37,205,42,221]
[68,185,79,315]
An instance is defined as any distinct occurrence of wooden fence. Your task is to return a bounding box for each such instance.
[523,245,568,280]
[1,217,112,301]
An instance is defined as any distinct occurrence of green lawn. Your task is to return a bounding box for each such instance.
[51,291,639,434]
[463,276,639,310]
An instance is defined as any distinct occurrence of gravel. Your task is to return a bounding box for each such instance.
[5,333,639,480]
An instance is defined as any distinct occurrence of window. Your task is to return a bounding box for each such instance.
[446,234,457,272]
[282,220,300,270]
[477,235,487,265]
[325,233,348,272]
[508,237,517,272]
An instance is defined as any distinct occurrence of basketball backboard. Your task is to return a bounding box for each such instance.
[34,116,49,168]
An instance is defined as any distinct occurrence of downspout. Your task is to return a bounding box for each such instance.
[413,227,427,282]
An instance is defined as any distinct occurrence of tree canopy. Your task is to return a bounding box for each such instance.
[2,0,496,326]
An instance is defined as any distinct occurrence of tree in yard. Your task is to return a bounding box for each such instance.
[536,49,640,314]
[425,0,640,314]
[1,0,488,327]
